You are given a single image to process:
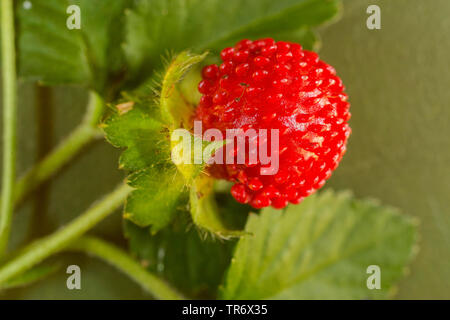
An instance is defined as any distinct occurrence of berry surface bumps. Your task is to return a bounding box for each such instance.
[196,38,351,209]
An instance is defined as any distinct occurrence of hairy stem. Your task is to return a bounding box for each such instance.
[0,183,131,284]
[0,0,18,256]
[69,236,184,300]
[13,91,104,207]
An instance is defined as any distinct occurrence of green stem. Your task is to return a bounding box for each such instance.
[0,183,131,284]
[13,91,104,206]
[69,236,184,300]
[0,0,18,256]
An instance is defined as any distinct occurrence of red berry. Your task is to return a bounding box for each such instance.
[235,63,250,77]
[260,185,280,199]
[254,56,270,67]
[250,192,271,209]
[248,178,263,191]
[231,184,250,204]
[198,80,212,94]
[221,47,235,61]
[202,65,219,79]
[196,39,351,209]
[272,196,289,209]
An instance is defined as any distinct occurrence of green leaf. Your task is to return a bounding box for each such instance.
[190,174,246,238]
[156,51,244,236]
[124,217,237,299]
[103,81,185,233]
[124,0,341,82]
[17,0,130,94]
[267,27,319,51]
[163,54,221,183]
[215,187,252,231]
[0,262,61,290]
[178,64,204,106]
[171,132,225,183]
[318,1,450,298]
[159,51,208,128]
[124,164,187,233]
[103,51,228,234]
[103,100,170,171]
[220,190,418,299]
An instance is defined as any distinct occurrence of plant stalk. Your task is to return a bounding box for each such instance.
[0,183,132,284]
[13,91,104,207]
[69,236,184,300]
[0,0,18,257]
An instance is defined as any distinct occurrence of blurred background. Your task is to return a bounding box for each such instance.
[0,0,449,299]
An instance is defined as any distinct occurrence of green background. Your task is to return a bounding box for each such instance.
[320,0,450,298]
[0,0,449,299]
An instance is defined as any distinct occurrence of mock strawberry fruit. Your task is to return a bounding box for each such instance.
[196,38,351,209]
